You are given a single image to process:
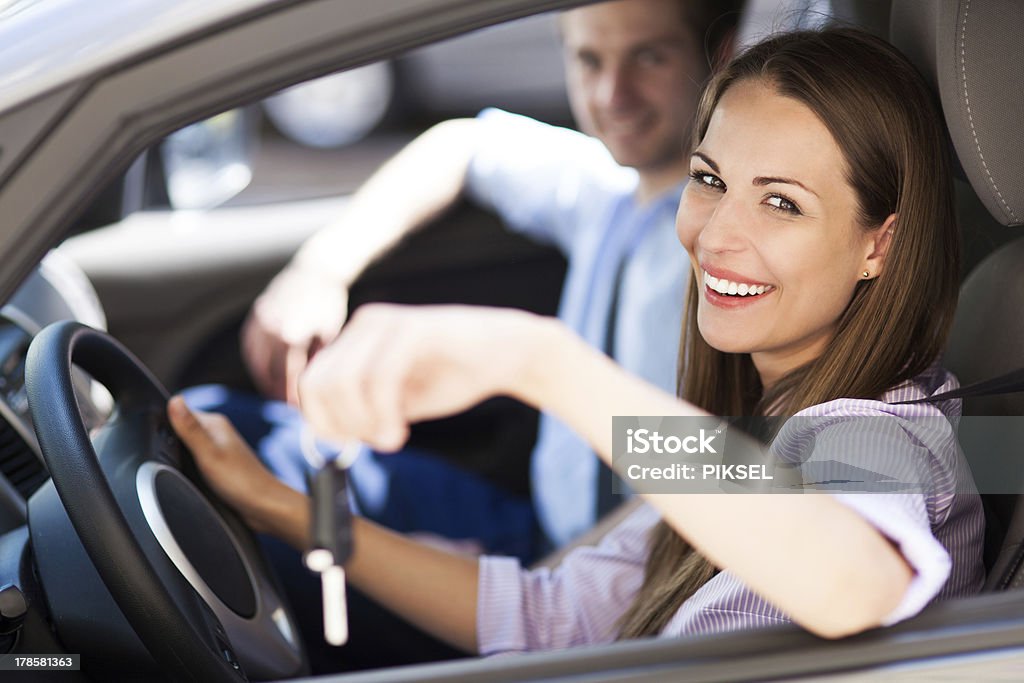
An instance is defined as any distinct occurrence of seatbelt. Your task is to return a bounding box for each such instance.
[595,258,629,520]
[894,367,1024,404]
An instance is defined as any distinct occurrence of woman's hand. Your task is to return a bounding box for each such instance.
[167,396,310,549]
[168,393,482,651]
[297,303,556,451]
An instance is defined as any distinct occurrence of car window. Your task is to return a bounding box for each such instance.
[82,11,568,222]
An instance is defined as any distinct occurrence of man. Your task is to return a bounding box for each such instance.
[220,0,741,557]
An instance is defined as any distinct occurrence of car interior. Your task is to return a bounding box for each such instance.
[0,0,1022,681]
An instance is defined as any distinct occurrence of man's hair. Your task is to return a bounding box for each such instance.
[559,1,744,68]
[678,0,745,69]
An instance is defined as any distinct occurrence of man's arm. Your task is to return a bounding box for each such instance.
[243,118,483,402]
[288,118,481,286]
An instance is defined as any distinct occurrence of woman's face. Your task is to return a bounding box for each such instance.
[676,79,889,386]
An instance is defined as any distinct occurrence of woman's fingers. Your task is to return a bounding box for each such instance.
[167,395,221,456]
[300,304,400,447]
[167,396,282,527]
[283,343,311,406]
[297,303,542,448]
[167,397,256,484]
[300,321,361,443]
[363,329,416,451]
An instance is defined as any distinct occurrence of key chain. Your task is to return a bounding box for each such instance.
[301,430,361,646]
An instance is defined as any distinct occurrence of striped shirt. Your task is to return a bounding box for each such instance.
[476,366,985,652]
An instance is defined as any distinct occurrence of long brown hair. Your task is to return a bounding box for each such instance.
[617,28,960,639]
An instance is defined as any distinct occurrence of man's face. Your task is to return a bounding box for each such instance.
[562,0,705,173]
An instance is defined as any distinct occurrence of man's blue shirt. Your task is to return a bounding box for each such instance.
[467,109,688,546]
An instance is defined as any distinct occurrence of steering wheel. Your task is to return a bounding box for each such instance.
[24,321,307,681]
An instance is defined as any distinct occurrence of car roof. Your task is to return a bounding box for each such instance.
[0,0,276,112]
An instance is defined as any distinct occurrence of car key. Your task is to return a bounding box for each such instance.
[302,435,361,646]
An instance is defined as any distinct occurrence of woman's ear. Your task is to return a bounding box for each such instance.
[862,214,896,279]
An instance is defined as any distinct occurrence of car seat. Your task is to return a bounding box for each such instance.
[890,0,1024,590]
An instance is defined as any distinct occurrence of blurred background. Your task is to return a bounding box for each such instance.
[158,0,863,210]
[227,11,571,207]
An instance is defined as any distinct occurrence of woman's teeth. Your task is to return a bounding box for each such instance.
[703,271,772,297]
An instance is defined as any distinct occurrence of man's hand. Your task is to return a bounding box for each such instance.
[241,267,349,404]
[240,120,482,404]
[167,396,310,548]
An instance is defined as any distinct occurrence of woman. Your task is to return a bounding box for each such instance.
[168,28,984,652]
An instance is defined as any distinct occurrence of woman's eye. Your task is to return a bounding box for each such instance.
[690,170,725,191]
[765,194,801,215]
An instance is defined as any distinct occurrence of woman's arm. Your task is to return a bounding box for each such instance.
[298,305,914,639]
[514,319,912,638]
[518,318,915,639]
[347,518,480,652]
[166,397,481,652]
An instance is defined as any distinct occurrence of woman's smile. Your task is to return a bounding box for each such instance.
[701,266,776,309]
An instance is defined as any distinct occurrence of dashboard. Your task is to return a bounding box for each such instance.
[0,252,110,533]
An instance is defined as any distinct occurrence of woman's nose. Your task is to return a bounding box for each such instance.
[696,198,749,255]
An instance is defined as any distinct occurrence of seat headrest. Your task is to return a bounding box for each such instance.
[945,236,1024,415]
[890,0,1024,227]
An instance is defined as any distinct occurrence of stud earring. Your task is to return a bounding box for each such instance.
[862,270,870,278]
